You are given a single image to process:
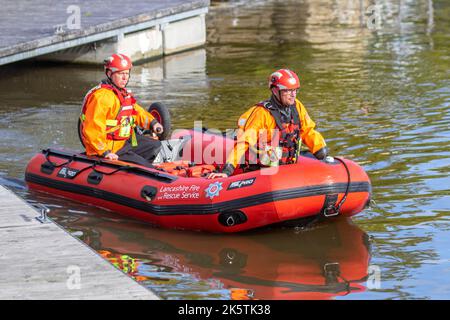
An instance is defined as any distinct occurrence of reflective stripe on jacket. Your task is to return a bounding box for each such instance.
[80,82,156,156]
[227,98,326,168]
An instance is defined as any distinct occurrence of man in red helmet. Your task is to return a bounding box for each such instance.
[79,53,163,166]
[208,68,327,178]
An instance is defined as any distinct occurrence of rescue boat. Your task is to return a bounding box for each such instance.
[25,128,371,233]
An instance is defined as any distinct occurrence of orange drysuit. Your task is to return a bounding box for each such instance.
[227,98,326,168]
[80,86,156,156]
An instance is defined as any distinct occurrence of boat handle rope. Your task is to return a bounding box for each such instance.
[76,161,132,178]
[330,157,351,215]
[89,161,132,175]
[43,149,75,168]
[316,157,351,221]
[299,156,352,229]
[42,149,173,183]
[44,149,131,177]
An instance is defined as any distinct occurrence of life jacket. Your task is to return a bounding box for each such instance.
[79,80,138,146]
[187,164,217,178]
[153,160,216,178]
[238,100,302,166]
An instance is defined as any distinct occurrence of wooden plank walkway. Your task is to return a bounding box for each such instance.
[0,0,209,65]
[0,185,159,300]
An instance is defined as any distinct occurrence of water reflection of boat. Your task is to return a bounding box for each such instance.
[67,214,371,300]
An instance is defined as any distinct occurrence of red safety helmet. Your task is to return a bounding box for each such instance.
[268,69,300,91]
[104,53,133,73]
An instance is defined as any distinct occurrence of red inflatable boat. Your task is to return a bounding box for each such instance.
[25,131,371,233]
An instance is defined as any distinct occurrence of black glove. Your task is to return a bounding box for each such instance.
[221,163,236,177]
[101,150,111,158]
[313,147,328,160]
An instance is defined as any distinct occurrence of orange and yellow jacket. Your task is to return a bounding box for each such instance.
[80,87,156,156]
[226,98,326,168]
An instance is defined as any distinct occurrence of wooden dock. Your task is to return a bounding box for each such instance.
[0,185,159,299]
[0,0,209,65]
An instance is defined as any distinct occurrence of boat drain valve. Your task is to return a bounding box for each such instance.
[218,211,247,227]
[141,186,157,201]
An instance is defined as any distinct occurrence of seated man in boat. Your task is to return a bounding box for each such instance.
[208,68,328,178]
[79,53,163,167]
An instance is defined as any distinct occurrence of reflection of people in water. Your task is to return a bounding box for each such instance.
[98,250,149,282]
[68,215,371,300]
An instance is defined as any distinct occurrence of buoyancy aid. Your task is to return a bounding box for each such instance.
[153,161,217,178]
[80,80,138,146]
[248,99,302,165]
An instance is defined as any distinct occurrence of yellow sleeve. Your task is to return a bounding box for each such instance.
[82,90,114,156]
[296,100,326,154]
[226,106,267,168]
[133,103,156,130]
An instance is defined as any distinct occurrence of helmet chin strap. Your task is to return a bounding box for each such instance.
[105,70,116,88]
[271,88,281,102]
[271,88,291,108]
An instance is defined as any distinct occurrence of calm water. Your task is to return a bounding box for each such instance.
[1,0,449,299]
